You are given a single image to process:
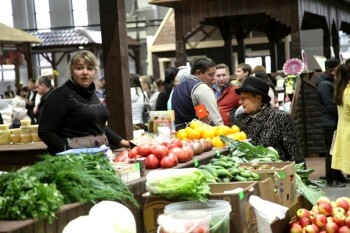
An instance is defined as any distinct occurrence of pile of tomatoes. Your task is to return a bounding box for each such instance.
[114,138,213,169]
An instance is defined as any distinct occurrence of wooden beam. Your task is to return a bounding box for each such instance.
[99,0,133,140]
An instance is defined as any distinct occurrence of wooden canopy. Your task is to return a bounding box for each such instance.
[149,0,350,73]
[0,23,41,44]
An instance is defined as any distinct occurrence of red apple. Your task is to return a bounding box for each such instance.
[290,222,303,233]
[334,213,346,227]
[327,216,334,223]
[314,214,327,228]
[297,208,311,219]
[346,215,350,227]
[347,210,350,217]
[325,221,339,233]
[334,207,347,216]
[336,198,350,212]
[318,202,333,216]
[302,224,319,233]
[299,216,312,228]
[339,226,350,233]
[317,196,331,205]
[312,205,320,214]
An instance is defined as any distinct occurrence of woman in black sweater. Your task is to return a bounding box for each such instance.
[155,66,179,110]
[38,50,129,154]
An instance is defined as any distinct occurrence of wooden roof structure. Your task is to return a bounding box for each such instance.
[0,23,41,44]
[149,0,350,73]
[0,23,42,84]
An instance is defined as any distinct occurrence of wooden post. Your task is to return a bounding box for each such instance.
[174,5,187,67]
[99,0,133,140]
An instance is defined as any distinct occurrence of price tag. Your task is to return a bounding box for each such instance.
[239,191,245,200]
[216,150,221,157]
[134,163,140,171]
[280,171,286,179]
[194,159,199,167]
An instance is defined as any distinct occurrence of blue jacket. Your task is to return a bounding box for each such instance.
[315,72,338,126]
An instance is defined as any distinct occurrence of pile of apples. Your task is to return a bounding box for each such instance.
[290,196,350,233]
[114,138,213,169]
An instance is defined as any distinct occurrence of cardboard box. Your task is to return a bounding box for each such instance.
[142,181,259,233]
[242,161,297,208]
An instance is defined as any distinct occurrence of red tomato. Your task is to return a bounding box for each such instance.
[160,156,175,168]
[128,147,139,159]
[113,150,128,162]
[168,152,178,166]
[170,138,182,148]
[138,144,153,157]
[169,147,188,163]
[145,154,160,169]
[184,146,194,160]
[152,145,169,160]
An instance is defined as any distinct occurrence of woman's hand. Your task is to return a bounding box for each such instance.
[119,139,130,148]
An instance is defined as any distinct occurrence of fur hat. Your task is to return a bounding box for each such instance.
[235,76,271,103]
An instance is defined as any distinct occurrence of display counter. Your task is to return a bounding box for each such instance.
[0,148,225,233]
[0,142,47,171]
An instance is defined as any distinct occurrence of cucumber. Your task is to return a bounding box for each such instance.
[250,172,260,180]
[216,168,231,178]
[239,170,252,178]
[235,174,248,182]
[200,165,218,178]
[212,160,230,168]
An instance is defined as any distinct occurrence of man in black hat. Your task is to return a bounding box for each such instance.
[232,76,305,164]
[315,58,348,187]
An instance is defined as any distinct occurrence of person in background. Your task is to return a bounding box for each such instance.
[140,75,159,111]
[332,58,350,178]
[171,56,223,130]
[232,63,252,86]
[212,63,240,126]
[38,50,129,154]
[232,76,305,164]
[155,66,179,111]
[316,58,347,187]
[4,85,15,99]
[34,75,54,121]
[12,88,27,108]
[95,76,106,103]
[11,88,27,128]
[252,65,275,107]
[130,73,149,128]
[26,78,38,124]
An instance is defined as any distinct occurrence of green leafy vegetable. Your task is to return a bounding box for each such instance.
[23,153,139,208]
[0,172,63,223]
[146,168,211,202]
[220,135,281,162]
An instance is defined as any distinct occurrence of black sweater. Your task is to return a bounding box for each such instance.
[38,80,122,154]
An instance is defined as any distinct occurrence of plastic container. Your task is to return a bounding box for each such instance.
[30,125,38,133]
[0,130,11,144]
[0,124,10,130]
[164,200,231,233]
[20,126,32,135]
[21,134,32,143]
[157,210,210,233]
[11,134,21,144]
[31,133,41,142]
[11,128,21,135]
[20,119,31,126]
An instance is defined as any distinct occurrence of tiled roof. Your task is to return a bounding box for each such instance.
[31,29,93,47]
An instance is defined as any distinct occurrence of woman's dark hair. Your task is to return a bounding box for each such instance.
[129,73,143,96]
[334,59,350,106]
[163,67,179,91]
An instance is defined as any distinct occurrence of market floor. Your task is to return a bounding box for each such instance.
[305,156,350,200]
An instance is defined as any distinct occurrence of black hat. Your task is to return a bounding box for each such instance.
[235,76,271,103]
[325,58,340,70]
